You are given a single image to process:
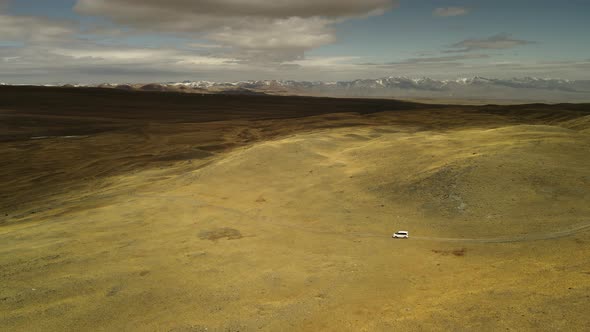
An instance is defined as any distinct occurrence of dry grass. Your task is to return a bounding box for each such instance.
[1,87,590,331]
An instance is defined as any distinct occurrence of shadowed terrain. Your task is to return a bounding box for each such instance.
[1,86,589,331]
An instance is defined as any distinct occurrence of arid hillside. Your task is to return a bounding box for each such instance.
[1,87,589,331]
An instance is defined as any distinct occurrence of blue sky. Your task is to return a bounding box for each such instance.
[316,0,590,60]
[1,0,589,83]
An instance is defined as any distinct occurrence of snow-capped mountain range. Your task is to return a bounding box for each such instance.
[3,76,590,103]
[151,76,590,102]
[159,76,590,93]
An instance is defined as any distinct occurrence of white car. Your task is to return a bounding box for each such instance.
[392,231,409,239]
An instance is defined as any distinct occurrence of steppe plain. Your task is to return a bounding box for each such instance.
[1,86,589,331]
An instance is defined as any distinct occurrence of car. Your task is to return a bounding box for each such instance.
[392,231,409,239]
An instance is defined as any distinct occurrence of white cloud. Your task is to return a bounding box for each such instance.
[0,1,585,83]
[74,0,395,21]
[2,41,590,83]
[433,7,469,17]
[74,0,397,59]
[0,14,77,43]
[48,43,240,66]
[447,33,534,52]
[52,47,177,61]
[186,43,226,49]
[209,17,336,51]
[366,53,490,65]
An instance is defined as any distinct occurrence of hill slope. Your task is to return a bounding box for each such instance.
[1,87,589,331]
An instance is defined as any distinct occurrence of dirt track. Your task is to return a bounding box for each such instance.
[123,193,590,244]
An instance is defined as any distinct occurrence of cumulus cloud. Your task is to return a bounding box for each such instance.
[74,0,394,21]
[0,14,77,43]
[3,40,590,83]
[358,54,490,67]
[1,1,585,84]
[391,54,489,64]
[209,16,335,51]
[74,0,396,59]
[447,33,534,52]
[433,7,469,17]
[0,42,247,83]
[0,0,396,82]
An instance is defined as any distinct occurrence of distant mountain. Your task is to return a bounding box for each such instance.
[157,76,590,93]
[5,77,589,103]
[161,77,590,102]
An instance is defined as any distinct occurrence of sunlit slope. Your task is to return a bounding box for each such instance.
[185,120,590,238]
[1,96,590,331]
[354,124,590,236]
